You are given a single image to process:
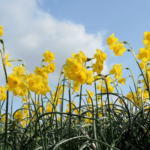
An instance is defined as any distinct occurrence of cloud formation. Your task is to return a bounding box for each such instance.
[0,0,107,85]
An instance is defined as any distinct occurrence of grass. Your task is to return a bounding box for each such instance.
[0,36,150,150]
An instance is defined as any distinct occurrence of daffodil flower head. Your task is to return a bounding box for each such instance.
[71,62,83,73]
[0,25,4,37]
[23,105,29,114]
[5,54,12,67]
[34,66,44,76]
[22,97,27,103]
[145,106,150,113]
[109,63,122,80]
[94,49,107,63]
[97,82,102,91]
[19,89,28,97]
[72,86,79,95]
[7,75,20,88]
[13,66,25,74]
[43,50,55,63]
[126,92,133,100]
[143,31,150,46]
[105,76,112,85]
[100,102,104,107]
[112,42,126,56]
[71,50,87,64]
[118,78,126,85]
[107,33,118,50]
[5,68,28,96]
[87,89,94,97]
[76,70,87,83]
[86,70,94,85]
[14,111,24,122]
[41,72,48,80]
[92,61,103,74]
[137,47,150,63]
[139,62,146,70]
[0,86,7,101]
[44,62,55,73]
[36,79,51,95]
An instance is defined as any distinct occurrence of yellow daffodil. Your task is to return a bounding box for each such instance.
[94,49,107,63]
[87,90,94,104]
[41,72,48,80]
[74,109,79,114]
[27,73,42,92]
[109,63,122,80]
[5,54,12,67]
[22,97,27,103]
[14,111,24,122]
[107,33,118,50]
[92,61,103,74]
[0,25,4,37]
[102,86,114,93]
[126,92,133,100]
[13,66,26,74]
[43,50,55,63]
[72,86,80,95]
[97,81,102,91]
[86,70,94,85]
[57,117,60,122]
[137,47,150,62]
[143,31,150,46]
[145,106,150,113]
[99,102,104,107]
[34,67,44,76]
[112,42,126,56]
[5,67,28,96]
[22,104,29,114]
[105,76,112,86]
[0,86,7,101]
[67,101,76,109]
[71,50,87,64]
[75,70,87,83]
[44,62,55,73]
[139,62,146,70]
[118,78,126,85]
[36,79,51,95]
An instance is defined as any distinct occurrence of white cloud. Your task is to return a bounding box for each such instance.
[0,0,107,86]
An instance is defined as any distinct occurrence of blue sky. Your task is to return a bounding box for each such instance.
[0,0,150,114]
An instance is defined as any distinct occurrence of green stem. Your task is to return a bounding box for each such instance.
[0,40,9,150]
[121,41,150,97]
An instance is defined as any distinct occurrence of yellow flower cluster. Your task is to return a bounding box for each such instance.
[27,72,50,95]
[14,111,24,122]
[64,51,94,94]
[97,76,114,93]
[137,31,150,64]
[87,89,94,104]
[66,101,76,113]
[109,63,122,80]
[4,50,55,97]
[28,50,55,95]
[92,49,107,75]
[52,85,66,105]
[142,69,150,88]
[5,54,12,67]
[85,108,93,127]
[5,66,28,96]
[126,88,148,107]
[0,25,4,38]
[34,50,55,77]
[46,102,57,113]
[0,86,7,101]
[107,33,126,56]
